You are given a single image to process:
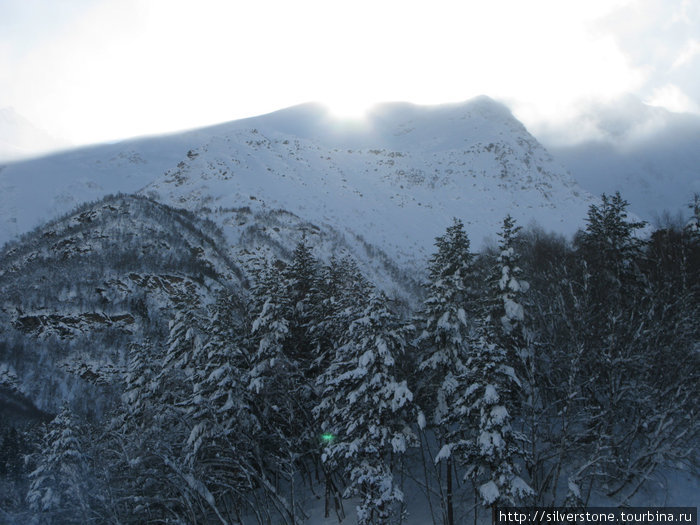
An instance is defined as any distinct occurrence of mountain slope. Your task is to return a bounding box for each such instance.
[1,97,594,263]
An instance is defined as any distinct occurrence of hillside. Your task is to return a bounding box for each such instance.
[0,96,607,430]
[0,194,244,419]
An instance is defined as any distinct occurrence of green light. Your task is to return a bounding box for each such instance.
[321,433,335,443]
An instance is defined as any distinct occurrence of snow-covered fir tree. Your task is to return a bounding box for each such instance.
[416,217,477,525]
[310,255,372,374]
[462,337,532,514]
[246,246,323,523]
[577,191,646,298]
[284,240,323,378]
[183,291,258,523]
[112,307,209,522]
[418,218,476,425]
[27,404,91,524]
[466,215,532,513]
[316,290,415,525]
[484,215,529,349]
[102,340,170,522]
[248,259,292,395]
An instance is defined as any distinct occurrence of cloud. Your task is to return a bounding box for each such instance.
[671,38,700,69]
[597,0,700,114]
[646,84,700,113]
[0,0,692,145]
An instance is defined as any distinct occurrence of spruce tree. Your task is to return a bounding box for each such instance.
[416,218,476,525]
[27,404,91,523]
[310,255,372,371]
[484,215,529,348]
[248,260,292,394]
[185,292,257,520]
[284,240,322,374]
[246,248,321,523]
[467,215,532,514]
[577,191,646,300]
[463,338,532,515]
[104,340,171,522]
[316,291,415,524]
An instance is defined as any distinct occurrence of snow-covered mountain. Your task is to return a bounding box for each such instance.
[0,108,69,162]
[0,95,597,415]
[0,97,594,271]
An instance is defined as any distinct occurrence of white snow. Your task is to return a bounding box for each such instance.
[483,384,499,404]
[390,380,413,411]
[512,476,534,498]
[478,430,504,455]
[503,297,524,321]
[490,405,509,425]
[479,480,500,505]
[358,349,376,368]
[435,444,452,462]
[391,434,407,453]
[417,410,426,430]
[568,478,581,499]
[457,307,467,326]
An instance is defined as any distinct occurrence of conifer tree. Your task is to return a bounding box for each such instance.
[27,404,91,523]
[416,218,476,525]
[248,261,292,395]
[484,215,529,349]
[317,291,415,524]
[104,340,171,522]
[418,218,476,421]
[577,191,646,300]
[284,240,322,374]
[310,255,372,373]
[185,292,257,519]
[246,248,321,523]
[467,215,532,514]
[463,338,532,515]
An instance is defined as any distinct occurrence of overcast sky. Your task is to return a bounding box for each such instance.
[1,0,699,145]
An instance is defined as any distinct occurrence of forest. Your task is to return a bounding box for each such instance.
[1,192,699,524]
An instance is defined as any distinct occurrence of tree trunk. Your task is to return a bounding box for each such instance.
[446,457,454,525]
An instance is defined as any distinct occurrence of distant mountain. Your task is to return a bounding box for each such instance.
[0,108,69,162]
[544,97,700,223]
[0,97,595,263]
